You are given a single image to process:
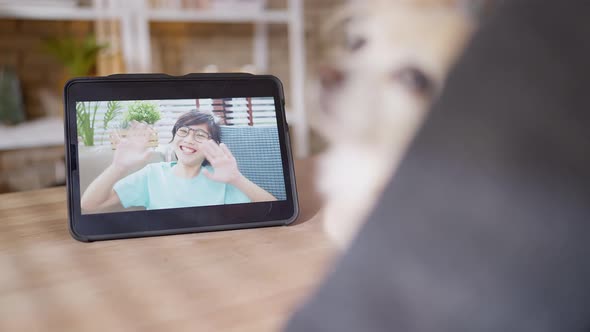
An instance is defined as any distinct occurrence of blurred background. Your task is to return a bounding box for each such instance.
[0,0,343,194]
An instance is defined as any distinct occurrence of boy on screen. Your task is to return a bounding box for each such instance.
[81,111,277,213]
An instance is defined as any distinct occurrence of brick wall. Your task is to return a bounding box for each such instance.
[0,0,345,120]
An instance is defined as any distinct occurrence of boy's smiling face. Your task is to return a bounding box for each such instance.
[173,123,210,167]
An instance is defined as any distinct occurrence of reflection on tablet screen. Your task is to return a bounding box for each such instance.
[76,97,286,215]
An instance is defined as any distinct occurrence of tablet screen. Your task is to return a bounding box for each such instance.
[76,97,287,215]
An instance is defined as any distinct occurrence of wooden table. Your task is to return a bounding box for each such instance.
[0,159,336,332]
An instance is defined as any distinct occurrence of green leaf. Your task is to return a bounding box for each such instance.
[76,101,97,146]
[101,100,123,144]
[124,101,162,125]
[42,36,108,77]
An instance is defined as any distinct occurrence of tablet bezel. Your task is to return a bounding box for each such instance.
[64,74,298,242]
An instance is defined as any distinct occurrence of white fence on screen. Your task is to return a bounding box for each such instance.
[81,97,277,146]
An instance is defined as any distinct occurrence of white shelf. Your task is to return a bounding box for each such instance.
[0,5,288,23]
[0,5,120,20]
[0,117,64,150]
[148,9,289,23]
[0,0,309,157]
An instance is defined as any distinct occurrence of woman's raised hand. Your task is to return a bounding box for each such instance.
[110,121,154,171]
[200,140,242,184]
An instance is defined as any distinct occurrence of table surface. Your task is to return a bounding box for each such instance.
[0,158,336,332]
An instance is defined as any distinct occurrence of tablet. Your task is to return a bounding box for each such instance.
[64,73,298,242]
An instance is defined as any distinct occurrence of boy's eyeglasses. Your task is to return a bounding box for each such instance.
[176,127,211,143]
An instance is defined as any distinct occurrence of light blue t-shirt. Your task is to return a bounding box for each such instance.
[113,162,251,210]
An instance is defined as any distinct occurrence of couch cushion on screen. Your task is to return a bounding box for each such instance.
[220,126,286,200]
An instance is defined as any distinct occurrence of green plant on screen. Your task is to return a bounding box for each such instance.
[101,100,123,144]
[122,101,161,127]
[76,101,100,146]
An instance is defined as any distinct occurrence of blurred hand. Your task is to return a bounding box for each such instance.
[200,140,242,184]
[110,121,153,171]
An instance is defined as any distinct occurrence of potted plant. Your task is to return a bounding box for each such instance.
[122,101,162,127]
[76,101,98,146]
[0,66,26,125]
[42,36,108,118]
[43,35,107,78]
[76,100,123,146]
[111,101,161,149]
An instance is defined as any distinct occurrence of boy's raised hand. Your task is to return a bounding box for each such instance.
[110,121,154,171]
[200,140,242,184]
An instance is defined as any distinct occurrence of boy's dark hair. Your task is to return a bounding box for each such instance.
[171,110,221,165]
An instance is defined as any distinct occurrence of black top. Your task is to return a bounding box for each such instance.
[285,0,590,331]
